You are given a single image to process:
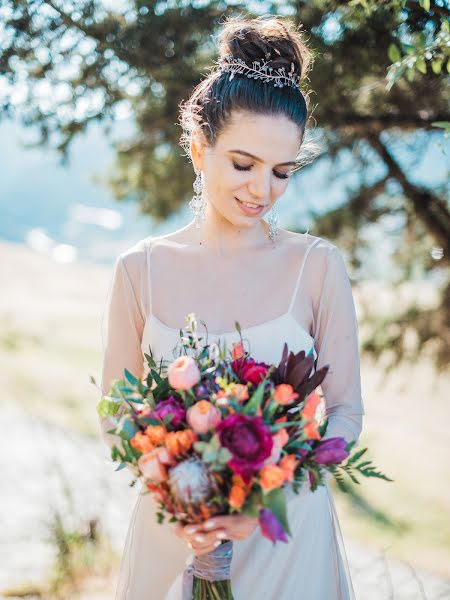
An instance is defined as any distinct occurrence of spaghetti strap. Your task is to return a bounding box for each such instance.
[288,237,321,313]
[146,238,155,316]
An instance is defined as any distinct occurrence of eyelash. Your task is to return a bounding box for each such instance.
[232,162,291,180]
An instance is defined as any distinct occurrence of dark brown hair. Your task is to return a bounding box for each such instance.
[179,15,316,167]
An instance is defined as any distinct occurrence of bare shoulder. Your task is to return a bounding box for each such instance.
[281,229,338,263]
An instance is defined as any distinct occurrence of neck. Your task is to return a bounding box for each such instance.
[188,201,274,254]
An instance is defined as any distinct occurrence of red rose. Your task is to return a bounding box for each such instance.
[232,357,270,386]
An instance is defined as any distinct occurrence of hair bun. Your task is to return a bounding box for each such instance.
[218,15,312,82]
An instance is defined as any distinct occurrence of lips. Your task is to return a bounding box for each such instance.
[235,197,267,216]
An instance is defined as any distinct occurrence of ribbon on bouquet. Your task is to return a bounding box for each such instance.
[181,540,234,600]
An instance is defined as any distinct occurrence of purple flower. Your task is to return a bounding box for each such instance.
[216,414,273,484]
[314,437,349,465]
[258,508,289,544]
[154,396,186,428]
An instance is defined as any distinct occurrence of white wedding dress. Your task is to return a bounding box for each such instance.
[100,232,365,599]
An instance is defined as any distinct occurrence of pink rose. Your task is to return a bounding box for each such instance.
[168,355,201,390]
[138,447,173,482]
[186,400,222,434]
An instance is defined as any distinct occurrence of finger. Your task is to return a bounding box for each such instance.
[192,540,222,556]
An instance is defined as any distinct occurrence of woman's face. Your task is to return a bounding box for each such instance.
[192,110,302,229]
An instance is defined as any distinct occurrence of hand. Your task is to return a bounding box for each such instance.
[173,514,258,557]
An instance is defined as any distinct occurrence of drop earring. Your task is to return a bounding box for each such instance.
[188,168,206,228]
[267,204,279,242]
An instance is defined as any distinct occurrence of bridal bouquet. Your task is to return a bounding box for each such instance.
[97,313,390,600]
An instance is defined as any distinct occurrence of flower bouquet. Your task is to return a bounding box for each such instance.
[97,313,391,600]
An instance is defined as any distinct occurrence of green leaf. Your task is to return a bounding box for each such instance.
[431,60,442,75]
[241,490,261,518]
[261,487,291,537]
[242,381,266,415]
[117,419,139,441]
[218,447,232,463]
[115,462,127,471]
[416,57,427,74]
[348,448,368,464]
[388,44,401,63]
[96,398,121,418]
[423,0,430,11]
[124,368,139,386]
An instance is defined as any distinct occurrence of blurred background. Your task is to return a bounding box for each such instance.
[0,1,449,598]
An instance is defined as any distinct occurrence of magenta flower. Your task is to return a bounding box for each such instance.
[231,357,270,387]
[154,396,186,428]
[258,508,289,544]
[216,414,273,484]
[314,438,349,465]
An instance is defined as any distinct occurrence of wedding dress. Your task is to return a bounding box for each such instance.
[100,232,365,599]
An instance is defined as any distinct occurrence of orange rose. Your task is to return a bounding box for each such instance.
[228,485,247,509]
[302,391,321,420]
[164,429,197,456]
[145,424,166,446]
[274,384,299,406]
[304,421,321,440]
[186,400,221,434]
[228,383,249,403]
[130,431,154,454]
[260,465,286,491]
[231,342,245,360]
[279,454,299,482]
[138,449,168,483]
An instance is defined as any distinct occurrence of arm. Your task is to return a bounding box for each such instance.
[100,253,146,452]
[313,246,365,445]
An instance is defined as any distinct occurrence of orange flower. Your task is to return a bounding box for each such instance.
[274,384,299,406]
[304,421,321,440]
[231,341,245,360]
[302,391,321,420]
[260,465,286,491]
[279,454,299,482]
[145,424,166,446]
[164,429,197,457]
[228,485,247,509]
[228,383,249,403]
[130,431,154,454]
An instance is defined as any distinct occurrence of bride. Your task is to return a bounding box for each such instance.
[100,14,365,600]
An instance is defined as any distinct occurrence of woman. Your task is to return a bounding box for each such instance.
[100,15,365,600]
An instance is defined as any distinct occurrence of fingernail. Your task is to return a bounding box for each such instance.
[203,520,216,530]
[185,526,197,534]
[216,531,227,540]
[213,540,221,548]
[194,534,206,543]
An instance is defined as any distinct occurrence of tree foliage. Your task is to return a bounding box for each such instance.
[1,0,449,371]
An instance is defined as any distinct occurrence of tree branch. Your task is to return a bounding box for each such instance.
[367,132,450,263]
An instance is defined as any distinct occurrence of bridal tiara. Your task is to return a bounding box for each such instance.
[217,54,300,89]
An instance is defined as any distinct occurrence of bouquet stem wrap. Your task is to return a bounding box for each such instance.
[182,540,234,600]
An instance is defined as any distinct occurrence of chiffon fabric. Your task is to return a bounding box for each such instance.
[100,233,365,599]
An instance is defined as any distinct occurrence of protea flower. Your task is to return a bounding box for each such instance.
[272,343,329,400]
[167,457,219,520]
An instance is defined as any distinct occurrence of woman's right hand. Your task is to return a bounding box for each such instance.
[173,521,226,556]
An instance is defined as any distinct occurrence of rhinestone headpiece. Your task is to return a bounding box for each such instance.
[218,54,300,89]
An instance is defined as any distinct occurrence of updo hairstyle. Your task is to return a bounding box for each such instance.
[179,15,315,167]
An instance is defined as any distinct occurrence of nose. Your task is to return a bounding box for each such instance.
[248,170,271,201]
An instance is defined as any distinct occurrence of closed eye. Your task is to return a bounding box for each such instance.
[232,162,292,180]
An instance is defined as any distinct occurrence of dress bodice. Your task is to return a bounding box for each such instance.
[140,238,321,372]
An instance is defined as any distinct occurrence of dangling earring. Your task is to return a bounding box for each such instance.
[188,168,206,228]
[267,204,279,242]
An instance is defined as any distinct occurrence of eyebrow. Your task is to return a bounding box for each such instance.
[228,149,297,167]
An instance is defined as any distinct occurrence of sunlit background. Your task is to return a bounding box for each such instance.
[1,1,449,599]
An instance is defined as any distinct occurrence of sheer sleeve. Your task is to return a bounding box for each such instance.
[313,245,365,445]
[99,248,147,452]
